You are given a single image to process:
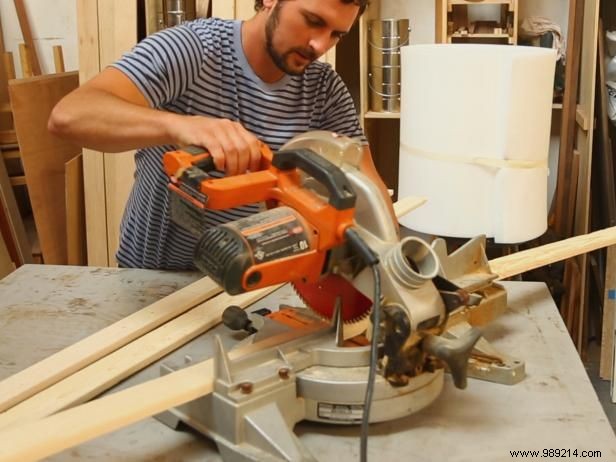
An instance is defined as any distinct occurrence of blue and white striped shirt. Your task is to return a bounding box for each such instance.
[112,18,364,269]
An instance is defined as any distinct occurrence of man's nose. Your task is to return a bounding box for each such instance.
[308,32,335,56]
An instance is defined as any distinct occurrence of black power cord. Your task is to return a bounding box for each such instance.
[343,228,381,462]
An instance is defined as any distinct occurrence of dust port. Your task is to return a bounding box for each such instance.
[388,237,440,288]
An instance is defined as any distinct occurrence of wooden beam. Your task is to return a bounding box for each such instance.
[489,227,616,280]
[13,0,42,75]
[0,285,278,430]
[0,277,221,414]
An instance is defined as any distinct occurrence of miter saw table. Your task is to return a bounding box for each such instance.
[1,264,615,461]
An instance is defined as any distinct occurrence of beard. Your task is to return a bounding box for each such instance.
[265,2,317,76]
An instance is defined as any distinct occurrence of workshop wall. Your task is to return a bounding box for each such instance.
[0,0,78,77]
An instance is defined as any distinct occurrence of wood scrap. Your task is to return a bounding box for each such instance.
[8,72,80,264]
[0,276,221,414]
[13,0,41,76]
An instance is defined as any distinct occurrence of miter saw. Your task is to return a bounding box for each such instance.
[161,131,523,461]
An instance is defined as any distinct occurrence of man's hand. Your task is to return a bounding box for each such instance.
[169,115,263,176]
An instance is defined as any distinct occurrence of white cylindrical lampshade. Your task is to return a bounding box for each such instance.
[397,44,556,243]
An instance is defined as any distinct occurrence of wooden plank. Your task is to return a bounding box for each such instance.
[596,18,616,379]
[76,0,109,266]
[18,43,32,78]
[0,315,326,462]
[0,155,31,266]
[573,0,600,353]
[65,154,86,266]
[602,247,616,379]
[551,0,585,237]
[8,72,81,264]
[0,285,278,430]
[52,45,65,73]
[13,0,42,75]
[104,153,135,266]
[0,230,15,279]
[489,227,616,280]
[0,276,221,414]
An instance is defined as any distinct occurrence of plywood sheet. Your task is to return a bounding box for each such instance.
[8,72,81,264]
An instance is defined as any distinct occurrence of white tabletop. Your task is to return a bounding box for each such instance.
[0,265,614,461]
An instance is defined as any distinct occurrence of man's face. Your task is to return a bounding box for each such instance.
[264,0,359,75]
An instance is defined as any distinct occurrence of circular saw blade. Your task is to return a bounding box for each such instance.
[292,274,373,323]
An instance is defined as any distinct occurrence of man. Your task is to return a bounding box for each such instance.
[49,0,393,269]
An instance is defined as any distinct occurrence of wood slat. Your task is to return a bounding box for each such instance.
[489,227,616,280]
[13,0,42,75]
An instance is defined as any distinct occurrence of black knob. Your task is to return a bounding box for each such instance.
[222,305,257,334]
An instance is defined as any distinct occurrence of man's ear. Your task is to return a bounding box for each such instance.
[262,0,276,10]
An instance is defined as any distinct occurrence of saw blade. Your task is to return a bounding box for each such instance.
[292,274,373,323]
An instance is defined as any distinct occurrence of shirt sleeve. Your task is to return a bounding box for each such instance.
[319,69,367,143]
[110,24,204,108]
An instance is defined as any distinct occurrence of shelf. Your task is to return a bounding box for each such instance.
[450,33,510,39]
[364,111,401,119]
[449,0,514,5]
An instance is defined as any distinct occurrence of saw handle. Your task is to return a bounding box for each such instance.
[273,148,356,210]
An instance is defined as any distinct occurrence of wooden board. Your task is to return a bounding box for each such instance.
[8,72,81,264]
[0,229,14,278]
[13,0,41,75]
[489,226,616,280]
[0,150,31,266]
[65,154,86,266]
[572,0,600,351]
[602,246,616,380]
[0,276,221,414]
[551,0,585,237]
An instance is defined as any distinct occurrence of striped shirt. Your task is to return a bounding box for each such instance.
[112,18,364,270]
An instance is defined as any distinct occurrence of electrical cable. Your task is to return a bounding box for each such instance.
[360,262,381,462]
[343,227,381,462]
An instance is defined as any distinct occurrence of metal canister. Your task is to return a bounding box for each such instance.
[368,19,411,112]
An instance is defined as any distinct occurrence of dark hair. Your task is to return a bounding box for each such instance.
[254,0,369,16]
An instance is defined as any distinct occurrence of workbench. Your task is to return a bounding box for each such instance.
[1,264,615,461]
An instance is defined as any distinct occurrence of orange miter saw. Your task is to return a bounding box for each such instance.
[162,131,497,461]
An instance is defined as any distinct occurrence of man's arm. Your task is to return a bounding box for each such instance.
[48,67,262,175]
